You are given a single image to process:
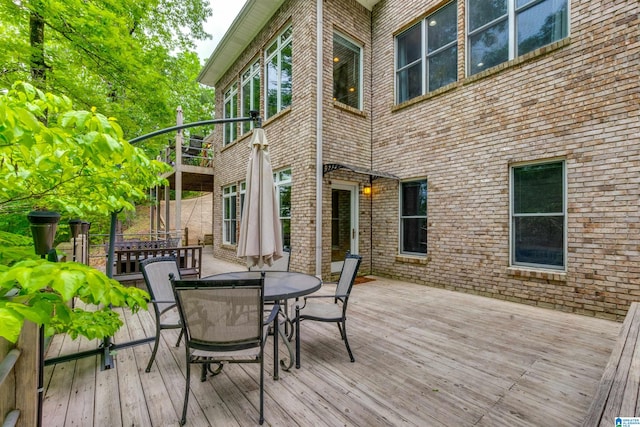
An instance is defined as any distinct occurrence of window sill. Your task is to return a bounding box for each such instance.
[221,243,237,250]
[263,107,292,127]
[393,37,571,112]
[395,254,429,265]
[507,267,566,282]
[333,101,366,118]
[464,38,571,86]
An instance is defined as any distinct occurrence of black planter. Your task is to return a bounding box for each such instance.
[27,211,61,258]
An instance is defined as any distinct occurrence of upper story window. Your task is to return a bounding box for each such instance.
[274,169,292,249]
[510,161,566,270]
[223,83,238,146]
[396,1,458,104]
[333,32,362,110]
[241,60,260,135]
[468,0,568,75]
[265,26,292,119]
[400,179,428,255]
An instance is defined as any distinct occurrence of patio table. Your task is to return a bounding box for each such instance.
[204,270,322,378]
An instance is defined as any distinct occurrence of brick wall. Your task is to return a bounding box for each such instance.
[370,0,640,319]
[206,0,639,319]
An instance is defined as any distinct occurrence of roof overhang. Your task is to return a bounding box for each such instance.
[323,163,399,181]
[198,0,381,87]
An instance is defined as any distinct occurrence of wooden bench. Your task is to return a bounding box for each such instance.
[112,245,202,285]
[583,302,640,426]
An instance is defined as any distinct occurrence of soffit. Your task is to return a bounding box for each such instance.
[197,0,381,87]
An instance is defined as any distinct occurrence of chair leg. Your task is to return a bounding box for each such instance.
[273,313,279,380]
[145,323,162,373]
[259,350,265,425]
[338,320,355,362]
[295,307,301,369]
[175,329,183,347]
[181,359,191,425]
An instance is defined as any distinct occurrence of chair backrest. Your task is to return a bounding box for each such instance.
[249,248,291,272]
[335,253,362,302]
[171,276,265,352]
[140,256,181,315]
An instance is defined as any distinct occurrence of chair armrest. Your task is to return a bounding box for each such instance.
[264,303,280,325]
[150,299,175,304]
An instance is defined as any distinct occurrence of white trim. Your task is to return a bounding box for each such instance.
[331,181,360,273]
[315,0,323,276]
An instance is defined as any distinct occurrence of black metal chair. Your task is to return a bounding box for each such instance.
[140,256,183,373]
[294,253,362,368]
[171,274,278,425]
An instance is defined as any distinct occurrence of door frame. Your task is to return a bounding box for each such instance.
[331,181,359,273]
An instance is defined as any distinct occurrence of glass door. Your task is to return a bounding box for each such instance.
[331,183,358,273]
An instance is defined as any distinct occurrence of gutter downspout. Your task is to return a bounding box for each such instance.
[314,0,323,276]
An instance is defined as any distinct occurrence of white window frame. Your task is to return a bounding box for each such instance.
[265,26,292,119]
[241,60,260,135]
[239,181,246,218]
[399,179,428,256]
[223,83,238,146]
[333,31,363,110]
[509,159,567,271]
[273,169,292,249]
[466,0,569,76]
[395,1,458,104]
[222,184,237,245]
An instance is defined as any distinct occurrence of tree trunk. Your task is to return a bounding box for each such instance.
[29,11,46,88]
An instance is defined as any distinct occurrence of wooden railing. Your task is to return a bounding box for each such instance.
[0,322,39,426]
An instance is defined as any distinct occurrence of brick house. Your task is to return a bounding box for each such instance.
[198,0,639,319]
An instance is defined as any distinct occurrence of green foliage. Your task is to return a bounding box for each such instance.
[0,0,215,144]
[0,82,171,215]
[0,83,167,343]
[0,258,148,342]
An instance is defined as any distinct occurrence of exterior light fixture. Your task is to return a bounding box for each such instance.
[429,20,437,26]
[333,56,340,63]
[363,184,372,196]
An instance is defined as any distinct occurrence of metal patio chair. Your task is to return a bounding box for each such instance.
[294,252,362,368]
[171,274,278,425]
[140,256,183,373]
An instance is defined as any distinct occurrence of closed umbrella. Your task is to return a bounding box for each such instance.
[237,128,283,268]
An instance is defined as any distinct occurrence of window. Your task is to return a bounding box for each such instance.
[400,180,427,255]
[467,0,568,75]
[396,1,458,103]
[274,169,292,249]
[239,181,246,217]
[265,26,292,119]
[333,32,362,109]
[223,83,238,145]
[241,61,260,135]
[511,161,565,269]
[222,185,237,245]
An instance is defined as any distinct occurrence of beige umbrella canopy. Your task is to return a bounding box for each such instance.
[237,128,283,268]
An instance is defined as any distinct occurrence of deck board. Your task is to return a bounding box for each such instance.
[44,274,620,426]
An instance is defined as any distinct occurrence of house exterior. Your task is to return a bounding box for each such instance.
[198,0,639,320]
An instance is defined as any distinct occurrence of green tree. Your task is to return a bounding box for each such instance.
[0,0,214,142]
[0,82,171,343]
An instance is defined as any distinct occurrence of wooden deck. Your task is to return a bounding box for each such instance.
[43,274,620,426]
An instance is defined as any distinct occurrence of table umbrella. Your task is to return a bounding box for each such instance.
[237,128,283,268]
